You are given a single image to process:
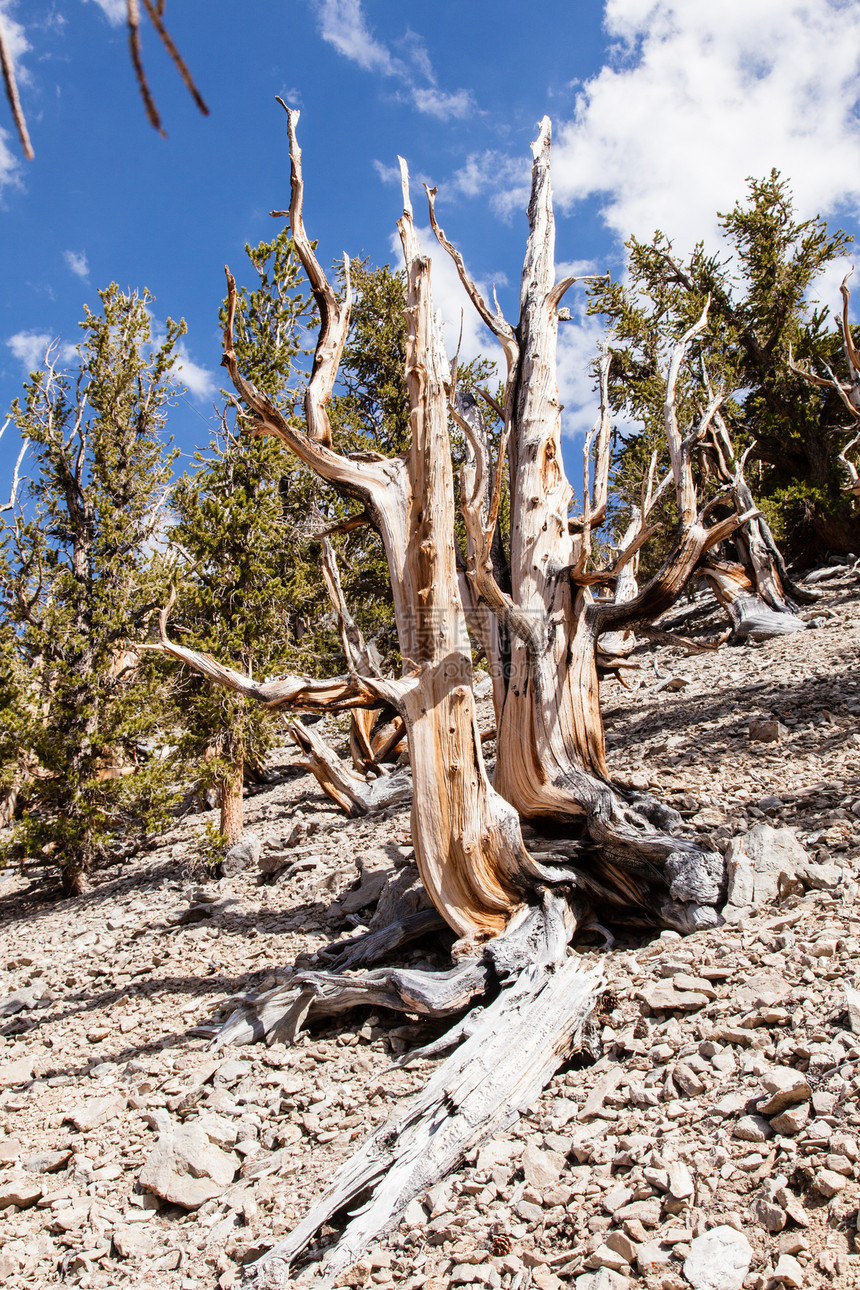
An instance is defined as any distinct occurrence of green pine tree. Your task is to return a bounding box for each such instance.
[589,171,856,560]
[168,230,341,845]
[0,286,181,892]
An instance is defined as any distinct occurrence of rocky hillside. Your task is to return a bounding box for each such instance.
[0,568,858,1290]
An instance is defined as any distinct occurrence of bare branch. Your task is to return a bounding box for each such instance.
[276,100,351,449]
[838,430,860,496]
[840,271,860,379]
[453,390,544,654]
[320,537,382,680]
[0,13,33,159]
[221,264,392,507]
[140,0,209,117]
[0,434,28,515]
[424,185,518,360]
[665,300,711,524]
[154,584,403,713]
[127,0,164,137]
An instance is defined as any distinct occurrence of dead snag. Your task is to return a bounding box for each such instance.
[690,406,812,639]
[157,111,753,1283]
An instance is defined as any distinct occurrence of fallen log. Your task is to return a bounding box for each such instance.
[238,895,603,1288]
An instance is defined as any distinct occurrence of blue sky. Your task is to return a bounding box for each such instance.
[2,0,860,491]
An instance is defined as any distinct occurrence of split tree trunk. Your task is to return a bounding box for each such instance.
[430,123,744,931]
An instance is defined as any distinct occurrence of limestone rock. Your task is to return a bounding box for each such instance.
[773,1253,804,1287]
[586,1244,630,1273]
[22,1148,72,1173]
[139,1124,238,1209]
[683,1225,753,1290]
[112,1224,156,1259]
[758,1068,811,1116]
[637,1240,672,1274]
[0,1055,34,1089]
[0,1138,21,1162]
[0,980,48,1016]
[0,1170,42,1208]
[752,1197,786,1232]
[724,823,806,909]
[814,1168,847,1198]
[845,984,860,1034]
[748,718,787,743]
[341,865,392,914]
[733,1114,772,1142]
[770,1104,809,1136]
[640,982,710,1012]
[65,1094,126,1132]
[0,1254,20,1283]
[522,1144,564,1189]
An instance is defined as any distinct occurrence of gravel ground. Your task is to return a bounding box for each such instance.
[0,569,858,1290]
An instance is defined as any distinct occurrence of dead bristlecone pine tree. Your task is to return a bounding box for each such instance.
[158,109,767,1286]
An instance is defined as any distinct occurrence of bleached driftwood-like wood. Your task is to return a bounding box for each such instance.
[434,149,739,928]
[248,938,602,1287]
[690,405,812,637]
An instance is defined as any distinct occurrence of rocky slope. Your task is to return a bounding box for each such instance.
[0,569,858,1290]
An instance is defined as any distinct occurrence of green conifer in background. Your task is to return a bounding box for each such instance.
[0,286,181,892]
[589,171,856,560]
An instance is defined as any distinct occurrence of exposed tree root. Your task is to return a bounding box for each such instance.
[236,897,602,1288]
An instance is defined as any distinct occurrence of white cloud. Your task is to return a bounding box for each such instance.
[0,127,21,199]
[313,0,394,74]
[7,322,216,403]
[174,344,217,402]
[84,0,126,26]
[410,87,474,121]
[0,3,29,199]
[807,255,859,325]
[0,2,29,69]
[450,150,531,219]
[63,250,89,280]
[549,0,860,253]
[556,293,614,444]
[373,159,401,186]
[6,331,77,372]
[311,0,475,120]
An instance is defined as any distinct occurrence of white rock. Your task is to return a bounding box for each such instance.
[733,1114,772,1142]
[773,1253,804,1287]
[138,1125,238,1210]
[683,1225,753,1290]
[65,1094,126,1132]
[724,823,807,908]
[845,984,860,1034]
[522,1144,564,1189]
[0,1055,34,1089]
